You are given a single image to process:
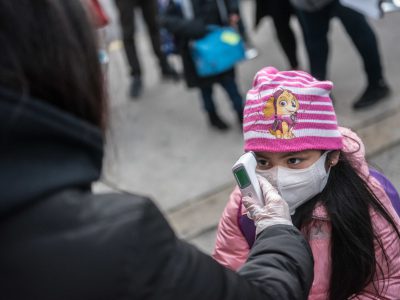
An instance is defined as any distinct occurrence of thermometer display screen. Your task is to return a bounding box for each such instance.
[234,166,251,189]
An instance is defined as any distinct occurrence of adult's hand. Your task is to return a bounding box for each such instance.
[243,175,292,235]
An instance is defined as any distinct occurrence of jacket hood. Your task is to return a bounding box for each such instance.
[0,87,104,218]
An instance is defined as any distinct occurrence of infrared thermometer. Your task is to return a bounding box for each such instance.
[232,151,264,206]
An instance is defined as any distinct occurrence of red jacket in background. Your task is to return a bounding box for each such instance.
[89,0,109,28]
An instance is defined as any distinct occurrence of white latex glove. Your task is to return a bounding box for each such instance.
[242,175,293,235]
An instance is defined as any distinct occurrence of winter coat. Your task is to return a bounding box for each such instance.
[213,127,400,299]
[0,87,314,300]
[160,0,238,88]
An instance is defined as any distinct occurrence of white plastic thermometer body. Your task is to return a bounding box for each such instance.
[232,151,264,206]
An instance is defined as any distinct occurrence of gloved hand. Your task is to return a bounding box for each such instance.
[242,175,293,235]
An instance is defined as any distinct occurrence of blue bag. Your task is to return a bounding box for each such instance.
[190,26,245,77]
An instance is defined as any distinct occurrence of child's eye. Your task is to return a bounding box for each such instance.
[287,158,302,165]
[256,159,270,170]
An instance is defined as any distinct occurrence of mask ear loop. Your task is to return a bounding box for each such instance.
[324,150,335,172]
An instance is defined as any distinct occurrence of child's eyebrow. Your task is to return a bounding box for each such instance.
[256,152,306,160]
[281,152,304,158]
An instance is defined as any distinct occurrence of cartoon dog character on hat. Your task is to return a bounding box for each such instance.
[263,89,299,139]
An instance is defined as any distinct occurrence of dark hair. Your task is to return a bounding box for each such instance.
[0,0,106,130]
[293,151,400,300]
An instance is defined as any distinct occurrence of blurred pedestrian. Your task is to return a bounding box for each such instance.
[88,0,109,28]
[161,0,245,131]
[0,1,314,299]
[254,0,299,69]
[291,0,390,109]
[213,66,400,299]
[114,0,180,98]
[87,0,110,74]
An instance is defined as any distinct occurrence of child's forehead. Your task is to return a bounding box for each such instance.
[254,150,322,158]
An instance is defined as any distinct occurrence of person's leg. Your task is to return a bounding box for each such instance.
[200,85,216,113]
[238,17,259,60]
[115,0,143,98]
[334,1,390,109]
[139,0,179,80]
[115,0,141,77]
[237,19,247,42]
[270,2,298,69]
[295,4,332,80]
[334,1,383,85]
[219,75,244,124]
[200,85,229,130]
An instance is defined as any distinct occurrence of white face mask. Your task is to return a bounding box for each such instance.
[257,152,331,215]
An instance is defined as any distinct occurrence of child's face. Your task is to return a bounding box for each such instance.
[255,150,324,171]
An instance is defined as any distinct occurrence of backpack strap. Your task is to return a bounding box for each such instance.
[370,168,400,217]
[238,198,256,248]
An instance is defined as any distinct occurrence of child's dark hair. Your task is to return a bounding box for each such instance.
[292,150,400,300]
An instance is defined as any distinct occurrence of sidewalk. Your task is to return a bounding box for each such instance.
[97,0,400,254]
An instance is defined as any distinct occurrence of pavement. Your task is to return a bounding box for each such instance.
[96,0,400,254]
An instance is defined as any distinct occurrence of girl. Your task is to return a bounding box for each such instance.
[213,66,400,299]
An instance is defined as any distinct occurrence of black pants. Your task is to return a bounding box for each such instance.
[270,1,298,69]
[199,75,243,114]
[115,0,168,77]
[296,0,383,85]
[256,0,298,69]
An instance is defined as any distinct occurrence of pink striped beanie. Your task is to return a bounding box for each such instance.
[243,66,343,152]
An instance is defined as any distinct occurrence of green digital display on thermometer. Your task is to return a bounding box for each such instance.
[234,166,251,189]
[232,152,263,205]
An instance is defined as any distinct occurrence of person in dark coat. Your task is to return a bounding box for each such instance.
[254,0,299,69]
[0,1,314,299]
[160,0,244,131]
[291,0,390,110]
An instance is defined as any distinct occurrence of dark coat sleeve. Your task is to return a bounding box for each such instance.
[159,2,208,39]
[131,199,314,300]
[239,225,314,300]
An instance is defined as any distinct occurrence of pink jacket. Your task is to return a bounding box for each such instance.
[213,128,400,299]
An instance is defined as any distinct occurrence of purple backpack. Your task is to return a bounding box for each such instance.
[238,168,400,248]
